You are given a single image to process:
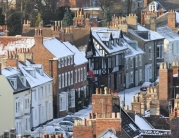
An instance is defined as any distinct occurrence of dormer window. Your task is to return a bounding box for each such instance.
[68,57,70,65]
[70,56,73,65]
[10,78,17,89]
[30,70,36,78]
[20,76,26,86]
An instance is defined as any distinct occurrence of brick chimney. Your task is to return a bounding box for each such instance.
[145,14,156,31]
[168,10,176,29]
[34,29,43,46]
[126,14,137,29]
[159,62,169,107]
[143,0,149,8]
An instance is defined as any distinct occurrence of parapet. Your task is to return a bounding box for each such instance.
[88,112,120,120]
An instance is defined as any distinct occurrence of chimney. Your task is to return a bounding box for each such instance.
[168,10,176,29]
[126,14,137,29]
[159,62,169,107]
[143,0,149,8]
[34,29,43,46]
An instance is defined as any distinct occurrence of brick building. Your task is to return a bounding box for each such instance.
[0,29,88,118]
[73,87,121,138]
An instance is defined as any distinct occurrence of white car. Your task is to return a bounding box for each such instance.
[140,82,152,91]
[59,121,74,132]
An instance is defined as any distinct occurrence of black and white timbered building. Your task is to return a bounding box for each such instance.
[86,28,126,92]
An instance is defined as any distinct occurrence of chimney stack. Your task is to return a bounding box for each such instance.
[143,0,149,8]
[34,29,43,46]
[168,10,176,29]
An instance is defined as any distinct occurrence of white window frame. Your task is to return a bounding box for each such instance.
[71,71,73,85]
[58,59,61,68]
[70,56,73,65]
[68,56,70,65]
[75,70,77,83]
[81,68,83,81]
[139,55,142,66]
[78,69,80,82]
[149,47,152,60]
[65,57,67,66]
[68,72,70,86]
[130,71,133,83]
[135,56,138,67]
[84,67,86,80]
[59,93,66,111]
[62,74,64,87]
[61,58,64,67]
[139,69,142,82]
[65,73,67,86]
[70,89,75,108]
[149,66,152,79]
[59,75,61,88]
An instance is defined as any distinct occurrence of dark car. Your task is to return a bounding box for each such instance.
[63,116,82,123]
[140,82,152,91]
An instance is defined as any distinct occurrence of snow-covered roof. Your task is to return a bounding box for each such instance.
[157,26,179,42]
[97,129,118,138]
[0,32,4,36]
[92,28,127,54]
[135,114,153,130]
[129,24,164,41]
[18,60,53,88]
[63,42,88,66]
[0,38,35,55]
[43,38,74,58]
[2,66,20,77]
[173,74,178,77]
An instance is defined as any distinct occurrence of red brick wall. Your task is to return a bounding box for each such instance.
[92,94,112,114]
[73,126,93,138]
[96,118,121,136]
[131,102,141,114]
[6,59,17,67]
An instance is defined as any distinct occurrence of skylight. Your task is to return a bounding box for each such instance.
[129,123,137,131]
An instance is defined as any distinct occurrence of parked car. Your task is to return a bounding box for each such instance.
[154,77,159,86]
[59,121,74,132]
[140,82,152,91]
[44,126,71,138]
[63,116,82,123]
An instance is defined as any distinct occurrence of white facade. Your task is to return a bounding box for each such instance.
[18,60,53,129]
[157,27,179,63]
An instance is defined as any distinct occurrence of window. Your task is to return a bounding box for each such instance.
[71,71,73,85]
[75,70,77,83]
[94,58,99,69]
[149,47,152,60]
[59,75,61,88]
[139,55,142,66]
[26,118,28,131]
[70,89,75,107]
[130,58,133,68]
[68,72,70,85]
[45,85,47,96]
[81,68,83,81]
[78,88,80,98]
[49,102,51,115]
[116,55,119,66]
[62,74,64,87]
[41,87,43,98]
[157,45,163,58]
[135,56,138,67]
[16,101,18,113]
[25,99,28,109]
[119,73,122,84]
[65,73,67,86]
[58,60,61,68]
[59,93,67,111]
[150,66,152,79]
[65,57,67,66]
[35,109,37,120]
[70,56,73,65]
[84,67,86,80]
[68,56,70,65]
[78,69,80,82]
[61,58,64,67]
[130,71,133,83]
[126,59,128,69]
[84,86,86,98]
[139,69,142,81]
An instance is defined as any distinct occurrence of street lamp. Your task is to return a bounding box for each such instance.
[123,83,126,109]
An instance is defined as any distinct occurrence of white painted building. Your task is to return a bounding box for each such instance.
[157,26,179,63]
[1,67,31,136]
[18,60,53,130]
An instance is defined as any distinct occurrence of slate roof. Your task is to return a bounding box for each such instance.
[157,0,179,11]
[2,67,30,93]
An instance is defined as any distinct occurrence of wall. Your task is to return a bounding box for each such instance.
[0,75,14,136]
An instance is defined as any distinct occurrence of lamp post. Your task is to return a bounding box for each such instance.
[123,83,126,109]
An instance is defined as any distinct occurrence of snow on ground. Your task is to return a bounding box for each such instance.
[30,105,92,137]
[118,86,141,108]
[135,114,153,130]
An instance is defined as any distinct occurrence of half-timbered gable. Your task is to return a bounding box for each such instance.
[86,28,127,92]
